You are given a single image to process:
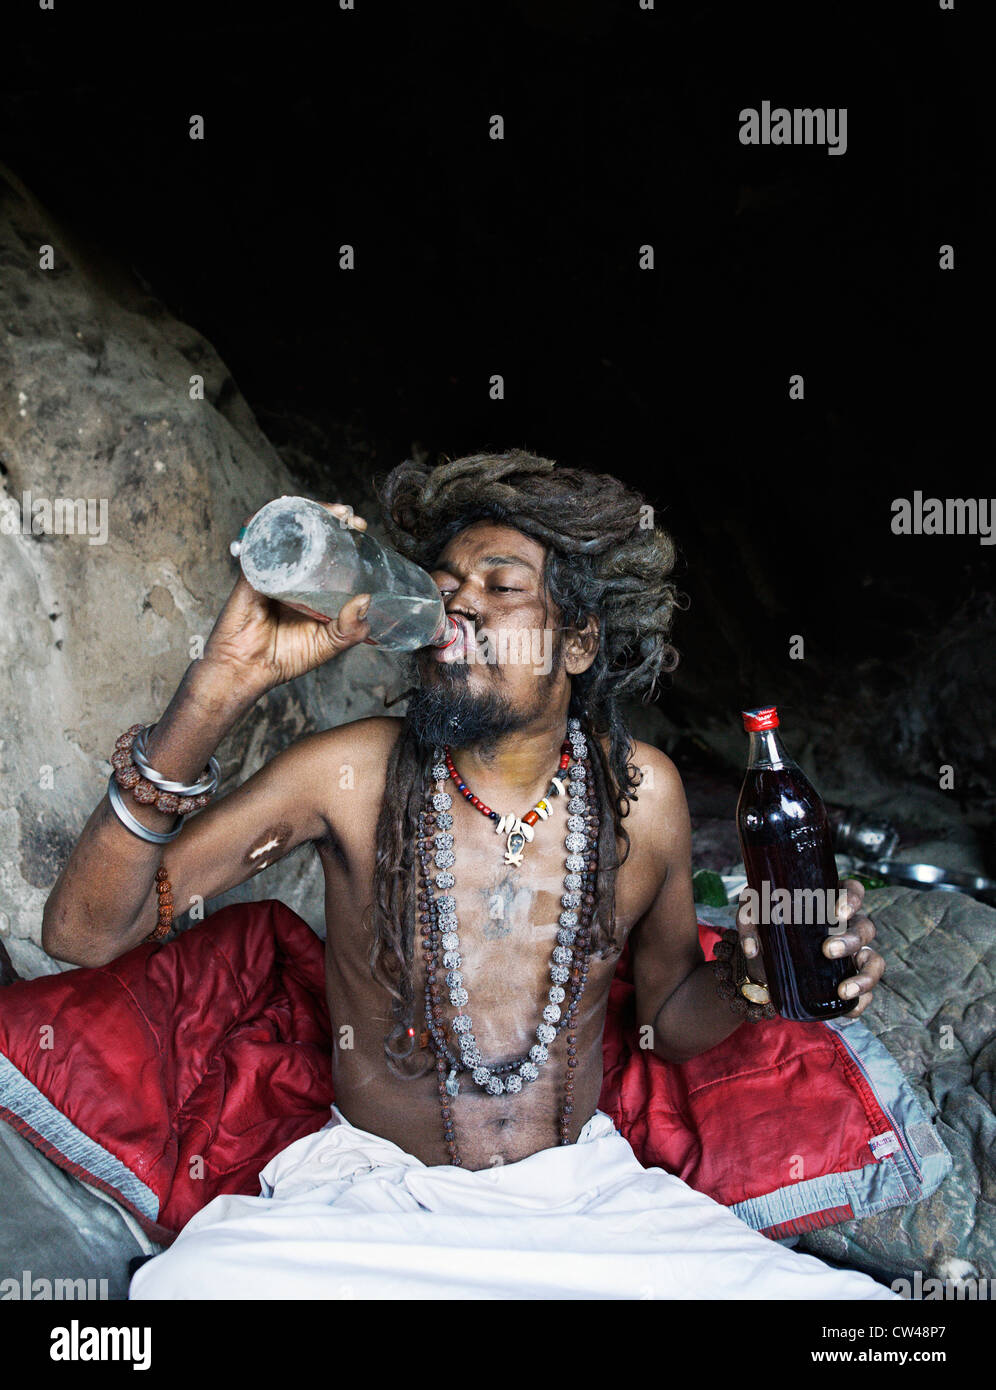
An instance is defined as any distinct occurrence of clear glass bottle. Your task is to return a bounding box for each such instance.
[231,496,456,653]
[736,706,859,1021]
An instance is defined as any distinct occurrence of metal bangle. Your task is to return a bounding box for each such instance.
[131,725,220,797]
[107,773,184,844]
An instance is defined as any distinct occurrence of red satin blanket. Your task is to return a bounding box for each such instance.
[0,899,892,1243]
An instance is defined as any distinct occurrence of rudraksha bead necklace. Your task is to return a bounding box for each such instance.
[417,716,599,1163]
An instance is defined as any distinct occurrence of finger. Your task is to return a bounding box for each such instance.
[824,912,877,959]
[834,878,865,928]
[330,592,372,643]
[848,990,874,1018]
[223,571,271,617]
[856,945,884,980]
[840,972,876,1003]
[735,891,760,958]
[838,951,884,1002]
[320,503,368,531]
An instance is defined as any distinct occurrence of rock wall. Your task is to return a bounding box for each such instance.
[0,165,399,978]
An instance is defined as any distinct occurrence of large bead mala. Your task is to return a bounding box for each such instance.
[416,719,600,1164]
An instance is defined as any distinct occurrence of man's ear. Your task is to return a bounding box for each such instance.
[564,614,600,675]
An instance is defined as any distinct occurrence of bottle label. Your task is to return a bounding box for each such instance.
[868,1130,901,1161]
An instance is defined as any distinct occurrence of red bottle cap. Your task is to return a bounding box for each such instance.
[742,706,779,732]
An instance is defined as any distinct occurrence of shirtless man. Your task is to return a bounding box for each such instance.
[41,451,890,1297]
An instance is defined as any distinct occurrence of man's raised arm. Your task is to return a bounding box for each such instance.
[42,503,374,968]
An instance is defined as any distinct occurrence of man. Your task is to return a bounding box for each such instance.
[42,450,892,1299]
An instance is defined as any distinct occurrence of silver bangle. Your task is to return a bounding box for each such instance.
[106,773,184,844]
[131,724,220,797]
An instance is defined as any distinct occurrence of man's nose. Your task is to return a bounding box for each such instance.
[441,580,479,620]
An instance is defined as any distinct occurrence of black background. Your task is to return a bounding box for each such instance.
[2,0,988,769]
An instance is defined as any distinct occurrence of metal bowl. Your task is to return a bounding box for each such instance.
[857,859,996,907]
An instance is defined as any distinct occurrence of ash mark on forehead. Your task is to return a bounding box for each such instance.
[244,822,293,869]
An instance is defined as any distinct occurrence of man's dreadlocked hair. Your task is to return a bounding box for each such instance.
[367,449,683,1078]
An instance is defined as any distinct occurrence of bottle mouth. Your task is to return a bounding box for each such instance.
[432,614,462,649]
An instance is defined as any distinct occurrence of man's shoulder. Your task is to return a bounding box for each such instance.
[295,717,404,846]
[617,738,690,870]
[625,739,687,810]
[306,715,405,771]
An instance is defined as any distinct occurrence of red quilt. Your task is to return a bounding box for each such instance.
[0,899,898,1244]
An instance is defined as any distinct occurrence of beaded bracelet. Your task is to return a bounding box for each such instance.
[712,927,778,1023]
[144,866,174,943]
[111,724,219,816]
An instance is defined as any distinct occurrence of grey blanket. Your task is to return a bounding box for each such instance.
[0,1119,160,1299]
[795,885,995,1282]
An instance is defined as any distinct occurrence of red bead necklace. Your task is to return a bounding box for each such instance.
[444,739,572,866]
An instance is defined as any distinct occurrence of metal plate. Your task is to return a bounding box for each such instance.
[857,860,996,906]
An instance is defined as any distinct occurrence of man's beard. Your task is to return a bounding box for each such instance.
[404,662,531,754]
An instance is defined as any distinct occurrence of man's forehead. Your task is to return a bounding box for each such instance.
[433,520,546,570]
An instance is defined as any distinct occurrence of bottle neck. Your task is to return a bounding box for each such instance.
[746,728,797,770]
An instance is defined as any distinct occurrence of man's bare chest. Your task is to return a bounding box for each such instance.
[316,824,647,1023]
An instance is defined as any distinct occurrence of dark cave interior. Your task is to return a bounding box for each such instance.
[2,0,991,871]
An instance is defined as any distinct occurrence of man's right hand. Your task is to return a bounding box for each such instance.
[203,502,374,694]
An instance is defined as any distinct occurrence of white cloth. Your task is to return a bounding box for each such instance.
[129,1107,899,1300]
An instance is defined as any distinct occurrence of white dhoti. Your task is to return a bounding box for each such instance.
[129,1108,899,1300]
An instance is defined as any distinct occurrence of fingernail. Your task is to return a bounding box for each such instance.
[743,937,758,958]
[827,940,845,957]
[842,982,860,998]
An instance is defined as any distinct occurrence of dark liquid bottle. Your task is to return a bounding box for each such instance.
[736,706,858,1022]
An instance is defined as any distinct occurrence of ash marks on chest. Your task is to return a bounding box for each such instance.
[479,866,536,940]
[477,863,570,942]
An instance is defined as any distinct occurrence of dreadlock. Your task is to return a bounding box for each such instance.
[366,449,683,1078]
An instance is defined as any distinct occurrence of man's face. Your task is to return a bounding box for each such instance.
[406,521,567,748]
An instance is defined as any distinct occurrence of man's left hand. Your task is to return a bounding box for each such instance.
[736,877,885,1018]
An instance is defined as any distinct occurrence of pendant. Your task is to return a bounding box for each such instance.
[445,1067,460,1097]
[504,829,525,867]
[495,814,535,866]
